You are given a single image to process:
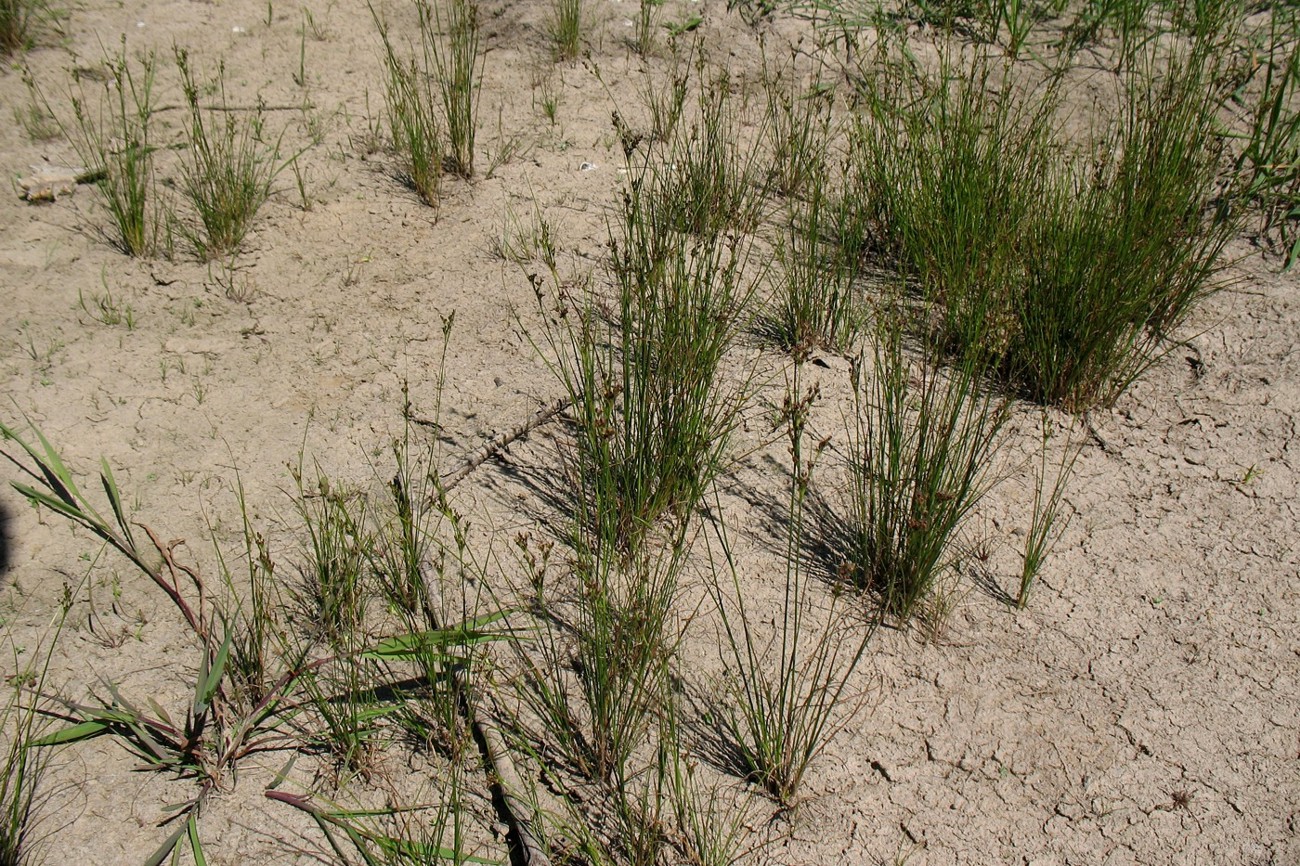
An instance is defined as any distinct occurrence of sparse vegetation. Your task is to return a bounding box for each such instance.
[1232,6,1300,267]
[708,365,875,804]
[2,1,1295,863]
[1018,411,1080,608]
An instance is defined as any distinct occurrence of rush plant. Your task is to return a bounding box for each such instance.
[707,365,875,804]
[375,3,445,208]
[64,43,163,257]
[844,313,1010,622]
[174,49,283,260]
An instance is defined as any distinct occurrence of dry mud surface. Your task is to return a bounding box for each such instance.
[1,1,1297,864]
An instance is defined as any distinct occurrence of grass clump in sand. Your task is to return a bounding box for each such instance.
[843,309,1010,623]
[708,364,876,804]
[850,38,1236,411]
[0,0,44,56]
[374,0,484,205]
[62,43,164,257]
[548,0,584,61]
[174,49,284,260]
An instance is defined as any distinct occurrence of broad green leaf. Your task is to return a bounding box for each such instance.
[363,610,515,661]
[363,631,494,661]
[309,814,357,865]
[11,482,93,530]
[460,609,512,631]
[31,424,92,514]
[195,631,231,716]
[146,697,173,729]
[30,720,109,746]
[267,753,297,790]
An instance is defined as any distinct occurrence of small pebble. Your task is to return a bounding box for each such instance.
[580,162,597,172]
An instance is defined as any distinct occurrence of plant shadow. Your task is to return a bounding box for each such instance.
[0,498,11,580]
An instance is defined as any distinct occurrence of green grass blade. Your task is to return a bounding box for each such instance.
[141,824,186,866]
[30,424,92,513]
[100,457,138,551]
[187,814,206,866]
[10,482,97,532]
[30,720,110,747]
[195,630,232,716]
[362,619,512,661]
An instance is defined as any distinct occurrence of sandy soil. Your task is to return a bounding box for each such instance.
[1,1,1297,864]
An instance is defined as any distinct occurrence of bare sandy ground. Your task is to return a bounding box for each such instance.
[1,1,1297,864]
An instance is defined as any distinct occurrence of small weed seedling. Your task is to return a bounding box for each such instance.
[77,276,136,330]
[15,68,61,141]
[1018,411,1079,608]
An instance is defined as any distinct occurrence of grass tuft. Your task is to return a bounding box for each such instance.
[761,167,862,359]
[0,619,64,866]
[845,311,1010,623]
[428,0,483,178]
[763,58,833,199]
[64,43,163,257]
[375,4,445,209]
[641,66,769,238]
[0,0,43,56]
[292,465,372,649]
[174,49,283,260]
[996,43,1235,408]
[548,0,584,61]
[536,194,754,550]
[1232,7,1300,268]
[708,366,875,804]
[851,39,1236,411]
